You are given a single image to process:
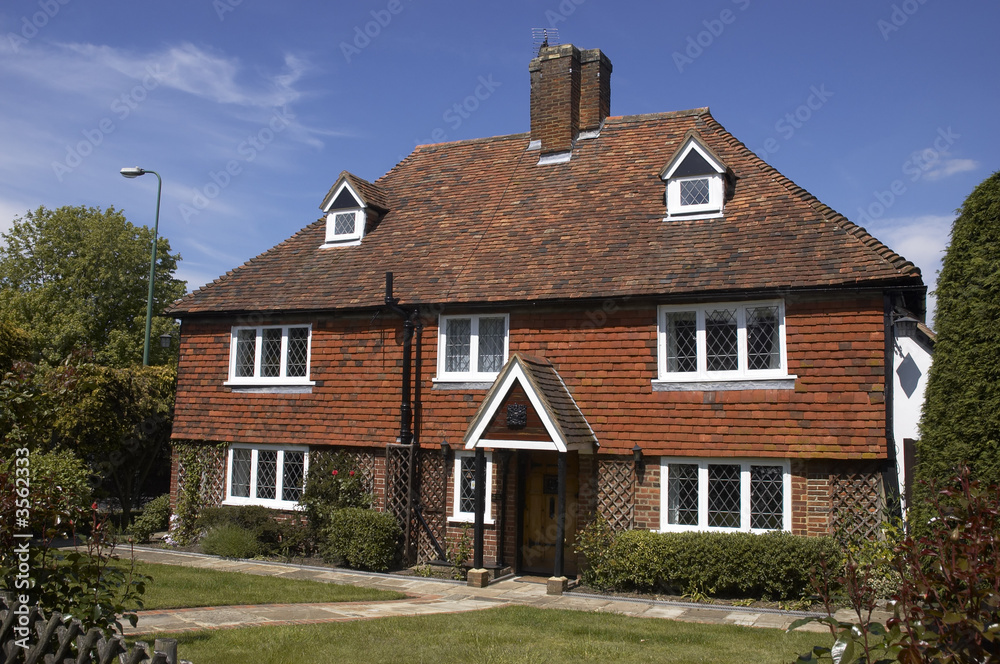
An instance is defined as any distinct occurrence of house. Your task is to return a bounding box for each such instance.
[166,44,927,579]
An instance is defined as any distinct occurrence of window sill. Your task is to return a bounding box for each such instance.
[449,516,495,526]
[663,211,724,222]
[652,375,797,392]
[225,379,315,392]
[222,498,304,511]
[320,238,362,248]
[432,377,496,390]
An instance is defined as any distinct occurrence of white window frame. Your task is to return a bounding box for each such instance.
[435,314,510,383]
[665,174,725,218]
[322,181,366,245]
[655,301,789,385]
[450,451,494,524]
[658,457,791,533]
[224,444,309,510]
[662,138,726,221]
[226,324,314,387]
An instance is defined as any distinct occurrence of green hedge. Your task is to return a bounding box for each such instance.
[578,520,839,600]
[321,508,401,572]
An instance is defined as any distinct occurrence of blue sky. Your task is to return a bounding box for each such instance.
[1,0,996,325]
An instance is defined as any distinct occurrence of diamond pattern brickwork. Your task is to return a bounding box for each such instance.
[597,457,634,532]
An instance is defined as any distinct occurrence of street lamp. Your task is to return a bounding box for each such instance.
[120,167,162,366]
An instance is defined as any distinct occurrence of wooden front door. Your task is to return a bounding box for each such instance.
[519,451,578,576]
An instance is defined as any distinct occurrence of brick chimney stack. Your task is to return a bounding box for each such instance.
[529,45,612,156]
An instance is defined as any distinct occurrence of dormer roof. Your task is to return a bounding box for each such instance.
[320,171,390,213]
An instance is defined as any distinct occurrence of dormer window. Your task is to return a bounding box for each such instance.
[322,181,366,245]
[660,134,729,221]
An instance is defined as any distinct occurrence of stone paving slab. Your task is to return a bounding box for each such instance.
[124,547,886,637]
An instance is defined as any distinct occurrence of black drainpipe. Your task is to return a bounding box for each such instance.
[385,272,415,445]
[883,292,902,519]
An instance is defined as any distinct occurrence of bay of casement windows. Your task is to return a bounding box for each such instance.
[659,458,791,533]
[224,444,308,510]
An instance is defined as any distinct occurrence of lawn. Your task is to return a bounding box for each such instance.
[130,561,405,610]
[151,605,828,664]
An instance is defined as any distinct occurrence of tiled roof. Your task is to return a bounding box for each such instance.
[167,108,922,316]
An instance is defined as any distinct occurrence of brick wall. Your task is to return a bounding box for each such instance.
[173,292,887,461]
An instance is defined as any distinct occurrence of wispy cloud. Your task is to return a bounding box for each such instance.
[63,42,309,108]
[923,158,979,181]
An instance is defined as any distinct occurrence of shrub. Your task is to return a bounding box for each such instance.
[321,508,401,572]
[300,451,372,535]
[791,469,1000,664]
[128,494,171,542]
[577,518,838,600]
[199,524,261,559]
[196,505,275,533]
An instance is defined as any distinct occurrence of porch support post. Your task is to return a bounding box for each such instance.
[473,446,486,570]
[553,451,567,578]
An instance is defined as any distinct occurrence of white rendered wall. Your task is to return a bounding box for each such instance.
[892,332,933,512]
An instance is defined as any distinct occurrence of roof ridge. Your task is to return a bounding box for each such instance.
[699,112,921,278]
[414,131,530,151]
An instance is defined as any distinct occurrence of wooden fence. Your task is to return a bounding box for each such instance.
[0,596,188,664]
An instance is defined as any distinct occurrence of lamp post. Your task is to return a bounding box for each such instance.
[120,167,162,366]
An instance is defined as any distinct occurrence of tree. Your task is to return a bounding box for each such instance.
[915,171,1000,522]
[0,205,186,366]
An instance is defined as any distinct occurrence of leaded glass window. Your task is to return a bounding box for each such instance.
[260,328,282,378]
[705,308,738,372]
[286,327,309,377]
[680,177,710,206]
[667,464,699,525]
[446,319,472,373]
[746,306,780,371]
[231,448,251,498]
[334,212,356,235]
[477,317,506,372]
[256,450,277,500]
[708,464,741,528]
[665,311,697,373]
[230,326,311,382]
[282,451,305,502]
[235,329,257,378]
[459,456,476,514]
[751,465,784,530]
[440,315,508,378]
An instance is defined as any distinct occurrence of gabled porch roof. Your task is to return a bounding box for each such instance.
[463,353,598,453]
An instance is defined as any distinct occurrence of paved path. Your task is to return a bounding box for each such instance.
[124,547,871,637]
